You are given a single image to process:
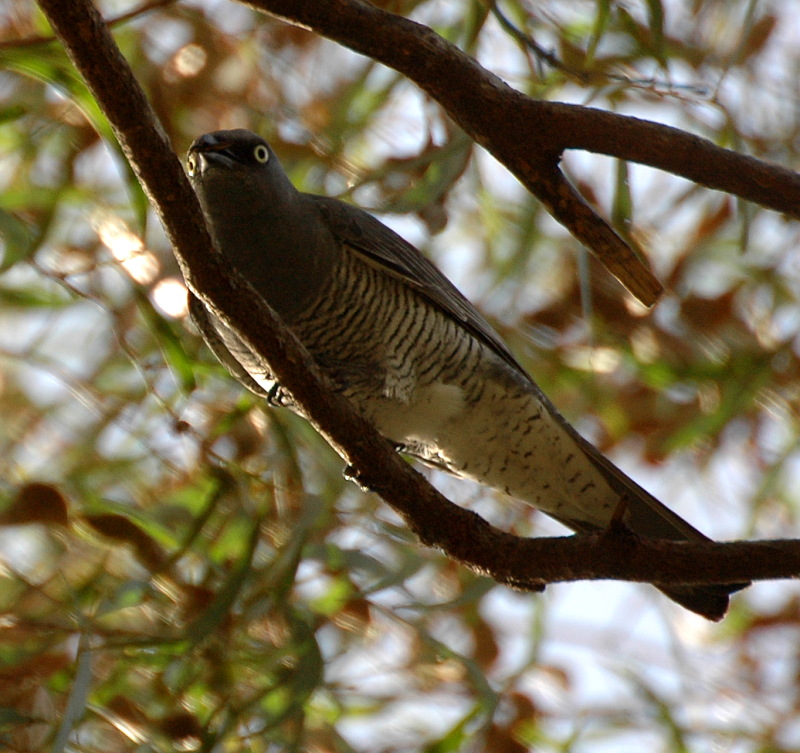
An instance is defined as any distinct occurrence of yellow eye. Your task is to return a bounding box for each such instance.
[253,144,269,164]
[187,154,197,176]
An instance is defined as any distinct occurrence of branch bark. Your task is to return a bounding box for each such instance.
[36,0,800,595]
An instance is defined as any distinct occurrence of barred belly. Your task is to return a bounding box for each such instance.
[289,248,618,526]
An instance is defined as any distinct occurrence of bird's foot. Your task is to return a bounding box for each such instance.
[266,382,291,407]
[342,464,372,493]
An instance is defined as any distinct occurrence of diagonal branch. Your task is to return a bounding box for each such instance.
[36,0,800,597]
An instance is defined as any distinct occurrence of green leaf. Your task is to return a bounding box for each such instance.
[645,0,666,63]
[0,104,27,125]
[184,516,262,643]
[0,43,149,229]
[586,0,612,66]
[611,159,633,241]
[0,209,36,270]
[0,707,34,726]
[424,704,484,753]
[0,283,72,308]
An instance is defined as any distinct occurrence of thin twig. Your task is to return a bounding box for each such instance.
[0,0,176,50]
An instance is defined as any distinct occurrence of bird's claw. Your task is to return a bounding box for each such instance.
[607,493,633,534]
[266,382,290,407]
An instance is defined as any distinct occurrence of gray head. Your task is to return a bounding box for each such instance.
[187,129,293,198]
[187,129,337,319]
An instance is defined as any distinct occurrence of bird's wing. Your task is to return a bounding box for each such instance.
[188,292,272,398]
[311,195,530,380]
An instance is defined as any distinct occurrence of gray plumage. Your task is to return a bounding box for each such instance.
[187,129,747,620]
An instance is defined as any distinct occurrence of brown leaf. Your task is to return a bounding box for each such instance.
[471,616,499,670]
[332,597,372,635]
[0,482,69,528]
[84,514,166,570]
[159,712,202,743]
[680,291,738,332]
[740,15,777,61]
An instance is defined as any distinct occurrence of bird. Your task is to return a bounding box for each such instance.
[186,128,747,620]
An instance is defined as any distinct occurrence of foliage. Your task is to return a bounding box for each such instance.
[0,0,799,751]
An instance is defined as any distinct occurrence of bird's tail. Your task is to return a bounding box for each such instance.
[607,490,747,621]
[559,430,749,621]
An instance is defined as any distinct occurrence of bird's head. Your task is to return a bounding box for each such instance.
[186,129,336,318]
[187,129,297,211]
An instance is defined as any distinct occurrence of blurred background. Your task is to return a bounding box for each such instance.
[1,0,799,750]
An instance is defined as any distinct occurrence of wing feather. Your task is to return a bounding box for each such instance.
[312,195,529,378]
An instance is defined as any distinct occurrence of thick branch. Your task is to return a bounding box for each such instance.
[244,0,661,305]
[245,0,800,298]
[37,0,799,593]
[246,0,800,216]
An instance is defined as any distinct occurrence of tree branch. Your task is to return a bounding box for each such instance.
[244,0,800,302]
[36,0,800,595]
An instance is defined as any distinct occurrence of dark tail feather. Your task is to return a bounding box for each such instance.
[557,506,747,620]
[558,430,750,620]
[657,583,745,621]
[558,493,748,620]
[621,490,749,621]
